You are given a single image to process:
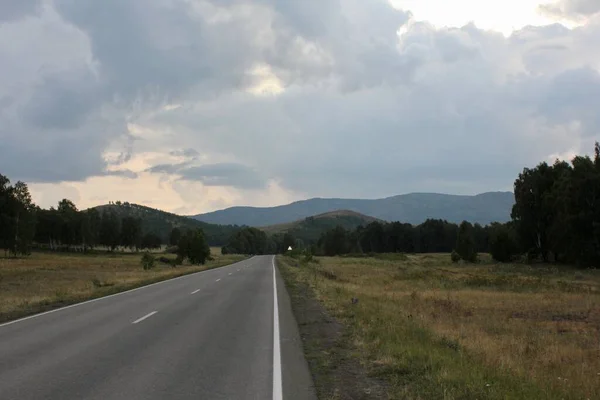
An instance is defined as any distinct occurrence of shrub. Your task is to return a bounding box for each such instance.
[451,250,461,263]
[490,228,518,262]
[456,221,477,263]
[141,252,155,270]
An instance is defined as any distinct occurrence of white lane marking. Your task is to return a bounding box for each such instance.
[216,278,221,282]
[0,257,256,329]
[132,311,157,324]
[272,256,283,400]
[228,273,232,276]
[191,289,200,294]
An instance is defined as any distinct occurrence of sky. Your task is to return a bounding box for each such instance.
[1,0,599,215]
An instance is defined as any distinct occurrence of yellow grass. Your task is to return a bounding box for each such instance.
[278,253,600,399]
[0,247,245,322]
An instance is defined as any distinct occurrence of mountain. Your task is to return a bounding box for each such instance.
[92,202,241,246]
[192,192,515,226]
[262,210,381,243]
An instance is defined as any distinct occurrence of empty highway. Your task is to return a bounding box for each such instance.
[0,256,316,400]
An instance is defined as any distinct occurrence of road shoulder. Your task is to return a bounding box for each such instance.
[277,256,389,400]
[275,258,318,400]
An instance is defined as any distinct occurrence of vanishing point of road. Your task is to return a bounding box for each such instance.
[0,256,316,400]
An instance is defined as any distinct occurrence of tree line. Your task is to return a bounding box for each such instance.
[311,143,600,266]
[221,143,600,267]
[1,173,186,255]
[221,228,297,255]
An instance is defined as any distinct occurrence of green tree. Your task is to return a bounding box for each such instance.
[489,224,518,262]
[455,221,477,262]
[319,226,351,256]
[121,216,142,250]
[169,227,182,246]
[11,181,36,255]
[188,230,211,265]
[141,233,162,250]
[177,229,211,264]
[100,210,121,251]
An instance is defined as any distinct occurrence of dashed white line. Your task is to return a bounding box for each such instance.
[272,256,282,400]
[216,278,221,282]
[191,289,200,294]
[228,273,232,276]
[132,311,157,324]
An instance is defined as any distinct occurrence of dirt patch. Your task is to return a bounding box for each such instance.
[280,263,389,400]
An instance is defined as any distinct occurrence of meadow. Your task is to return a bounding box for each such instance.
[278,253,600,400]
[0,248,245,323]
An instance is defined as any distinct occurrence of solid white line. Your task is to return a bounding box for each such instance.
[216,278,221,282]
[272,256,283,400]
[0,257,255,329]
[132,311,157,324]
[191,289,200,294]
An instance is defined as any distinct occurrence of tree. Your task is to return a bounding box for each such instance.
[169,227,182,246]
[489,224,518,262]
[178,229,211,264]
[222,227,269,255]
[455,221,477,262]
[141,233,162,250]
[121,217,142,250]
[11,181,36,255]
[0,177,36,256]
[57,199,79,249]
[188,230,211,265]
[100,210,121,251]
[319,226,351,256]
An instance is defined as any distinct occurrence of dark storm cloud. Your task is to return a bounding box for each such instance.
[145,162,190,174]
[178,163,267,190]
[2,0,600,201]
[169,148,199,158]
[0,0,42,23]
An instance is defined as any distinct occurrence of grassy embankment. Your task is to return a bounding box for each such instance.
[0,247,246,323]
[278,253,600,400]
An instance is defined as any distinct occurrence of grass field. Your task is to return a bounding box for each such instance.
[278,253,600,400]
[0,247,246,323]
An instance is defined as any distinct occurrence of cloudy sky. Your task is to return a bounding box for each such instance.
[1,0,599,215]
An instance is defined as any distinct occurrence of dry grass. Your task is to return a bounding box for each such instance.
[0,247,245,322]
[278,253,600,400]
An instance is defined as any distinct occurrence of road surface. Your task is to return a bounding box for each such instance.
[0,255,316,400]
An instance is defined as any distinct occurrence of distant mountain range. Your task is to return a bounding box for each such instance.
[192,192,515,226]
[262,210,381,243]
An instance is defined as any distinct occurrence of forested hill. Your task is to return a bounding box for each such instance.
[261,210,381,244]
[92,202,241,246]
[192,192,515,226]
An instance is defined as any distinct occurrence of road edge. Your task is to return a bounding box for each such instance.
[274,256,319,400]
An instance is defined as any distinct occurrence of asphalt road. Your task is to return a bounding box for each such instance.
[0,255,317,400]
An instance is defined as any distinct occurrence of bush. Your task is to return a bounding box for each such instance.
[141,252,155,270]
[456,221,477,263]
[490,228,518,262]
[451,250,461,263]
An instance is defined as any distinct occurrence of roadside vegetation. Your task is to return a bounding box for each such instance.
[0,247,245,323]
[278,253,600,400]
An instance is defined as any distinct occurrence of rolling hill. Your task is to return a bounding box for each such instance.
[191,192,515,227]
[262,210,380,243]
[92,202,241,246]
